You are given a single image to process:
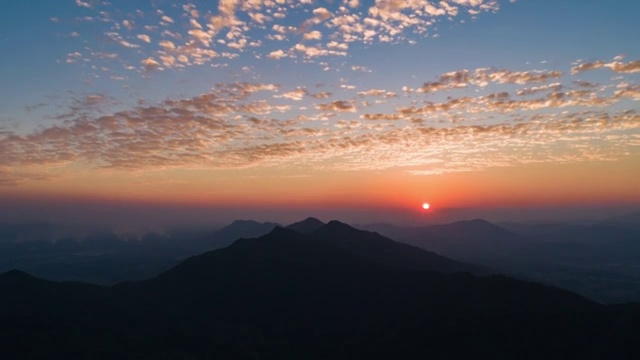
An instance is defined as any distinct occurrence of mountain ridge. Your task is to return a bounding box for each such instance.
[1,218,639,358]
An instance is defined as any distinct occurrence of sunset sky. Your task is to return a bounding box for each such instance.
[1,0,639,228]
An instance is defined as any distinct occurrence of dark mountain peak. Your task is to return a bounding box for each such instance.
[309,220,487,274]
[427,218,515,237]
[160,225,363,282]
[0,269,41,287]
[467,218,493,224]
[212,219,280,244]
[327,220,348,226]
[302,216,324,223]
[312,220,373,240]
[0,269,32,280]
[324,220,360,233]
[286,217,325,234]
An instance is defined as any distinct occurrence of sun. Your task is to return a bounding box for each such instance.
[422,202,430,210]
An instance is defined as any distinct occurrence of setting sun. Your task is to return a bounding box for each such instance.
[422,203,431,210]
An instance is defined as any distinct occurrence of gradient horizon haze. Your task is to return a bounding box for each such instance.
[1,0,639,231]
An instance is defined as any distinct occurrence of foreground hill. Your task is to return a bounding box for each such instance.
[1,222,639,359]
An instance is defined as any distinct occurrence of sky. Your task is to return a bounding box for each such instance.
[0,0,639,229]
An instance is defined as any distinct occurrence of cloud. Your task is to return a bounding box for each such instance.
[2,100,638,185]
[293,43,347,58]
[570,61,605,74]
[615,85,640,100]
[122,20,134,31]
[310,92,332,99]
[64,0,509,74]
[303,30,323,41]
[515,83,563,96]
[571,59,640,74]
[188,29,213,47]
[141,57,161,71]
[3,56,640,186]
[75,0,91,8]
[106,32,140,49]
[136,34,151,43]
[276,88,308,101]
[607,60,640,73]
[400,89,617,116]
[312,7,332,22]
[416,68,563,94]
[357,89,396,98]
[267,49,287,59]
[315,100,357,112]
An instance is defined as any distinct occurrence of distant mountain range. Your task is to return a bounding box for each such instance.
[360,217,640,304]
[363,219,528,259]
[2,213,640,303]
[0,219,280,284]
[1,218,639,358]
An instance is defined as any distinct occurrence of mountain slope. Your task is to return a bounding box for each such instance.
[1,224,639,359]
[310,220,488,274]
[193,219,280,250]
[286,217,325,234]
[363,219,528,259]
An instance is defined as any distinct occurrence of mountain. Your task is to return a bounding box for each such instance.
[362,219,527,260]
[310,220,488,274]
[426,218,518,238]
[190,219,280,251]
[1,222,640,358]
[285,216,325,233]
[210,219,279,244]
[386,219,640,304]
[0,219,280,285]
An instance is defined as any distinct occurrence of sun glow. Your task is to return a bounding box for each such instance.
[422,203,430,210]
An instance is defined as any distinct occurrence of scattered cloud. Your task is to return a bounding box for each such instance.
[415,68,563,94]
[136,34,151,43]
[571,59,640,74]
[75,0,91,9]
[315,100,357,112]
[63,0,508,74]
[3,54,640,185]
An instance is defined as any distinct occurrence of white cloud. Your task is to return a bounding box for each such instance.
[136,34,151,43]
[267,49,287,59]
[75,0,91,8]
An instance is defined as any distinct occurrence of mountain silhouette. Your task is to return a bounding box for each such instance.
[310,220,488,274]
[1,219,639,359]
[215,219,280,240]
[373,219,640,304]
[285,216,325,233]
[363,218,527,259]
[195,219,280,250]
[426,218,517,237]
